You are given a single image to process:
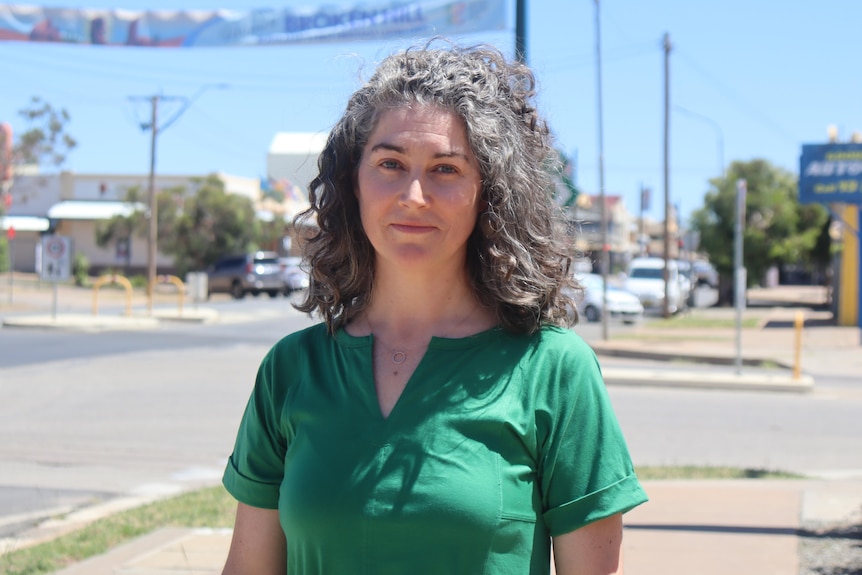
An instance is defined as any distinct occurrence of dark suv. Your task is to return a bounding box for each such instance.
[207,251,284,299]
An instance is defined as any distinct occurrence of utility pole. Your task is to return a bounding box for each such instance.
[131,84,227,314]
[662,32,672,319]
[145,95,158,315]
[595,0,609,340]
[515,0,527,63]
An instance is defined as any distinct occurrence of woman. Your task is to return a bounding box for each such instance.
[221,42,647,575]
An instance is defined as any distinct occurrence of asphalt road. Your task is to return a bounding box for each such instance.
[1,290,860,541]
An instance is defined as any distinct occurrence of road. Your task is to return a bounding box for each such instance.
[0,291,860,541]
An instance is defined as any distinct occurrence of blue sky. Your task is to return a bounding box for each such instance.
[1,0,859,222]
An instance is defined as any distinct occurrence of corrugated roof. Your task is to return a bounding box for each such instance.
[47,200,144,220]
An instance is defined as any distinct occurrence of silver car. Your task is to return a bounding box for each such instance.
[577,273,644,324]
[207,251,284,299]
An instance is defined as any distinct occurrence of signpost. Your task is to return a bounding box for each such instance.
[5,226,14,304]
[40,235,72,318]
[735,179,747,374]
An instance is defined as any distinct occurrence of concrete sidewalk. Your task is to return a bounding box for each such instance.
[46,479,862,575]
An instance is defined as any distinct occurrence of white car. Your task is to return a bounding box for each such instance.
[575,273,644,324]
[624,257,687,314]
[279,256,310,294]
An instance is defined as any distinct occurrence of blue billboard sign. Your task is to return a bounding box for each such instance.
[799,143,862,205]
[0,1,506,47]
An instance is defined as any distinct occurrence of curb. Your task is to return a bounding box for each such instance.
[591,344,793,370]
[1,309,220,330]
[602,366,814,393]
[1,313,160,331]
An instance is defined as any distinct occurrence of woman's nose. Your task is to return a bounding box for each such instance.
[400,176,429,206]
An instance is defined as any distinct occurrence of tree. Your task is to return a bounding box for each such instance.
[1,98,77,271]
[257,217,288,253]
[96,183,184,274]
[12,96,77,170]
[168,175,260,276]
[691,159,828,304]
[97,175,260,278]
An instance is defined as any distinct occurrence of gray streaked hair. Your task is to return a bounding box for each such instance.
[294,40,578,333]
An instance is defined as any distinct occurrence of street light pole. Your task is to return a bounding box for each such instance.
[595,0,609,341]
[662,32,672,319]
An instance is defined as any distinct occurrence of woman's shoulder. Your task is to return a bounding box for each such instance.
[266,321,370,362]
[273,321,330,347]
[478,324,595,360]
[534,325,595,357]
[253,323,334,394]
[479,326,599,379]
[263,322,331,364]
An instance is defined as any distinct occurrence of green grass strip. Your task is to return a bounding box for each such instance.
[0,486,236,575]
[635,466,803,480]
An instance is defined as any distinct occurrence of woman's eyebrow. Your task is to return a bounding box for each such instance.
[368,142,405,154]
[432,150,471,162]
[368,142,471,162]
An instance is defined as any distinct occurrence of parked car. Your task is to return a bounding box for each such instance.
[675,259,694,297]
[279,256,310,294]
[207,251,284,299]
[575,273,644,324]
[624,257,687,314]
[692,260,719,288]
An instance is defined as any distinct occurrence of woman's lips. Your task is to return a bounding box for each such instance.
[390,222,436,233]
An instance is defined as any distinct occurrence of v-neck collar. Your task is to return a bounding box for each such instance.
[335,326,504,421]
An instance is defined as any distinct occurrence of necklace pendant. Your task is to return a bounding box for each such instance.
[392,350,408,364]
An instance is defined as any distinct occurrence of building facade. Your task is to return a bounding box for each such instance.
[1,170,270,274]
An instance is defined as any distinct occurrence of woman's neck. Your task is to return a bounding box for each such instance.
[360,263,492,340]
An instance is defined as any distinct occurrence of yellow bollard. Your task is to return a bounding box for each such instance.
[793,311,804,380]
[157,274,185,316]
[92,274,134,316]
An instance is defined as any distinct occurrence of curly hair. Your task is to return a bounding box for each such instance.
[294,41,579,333]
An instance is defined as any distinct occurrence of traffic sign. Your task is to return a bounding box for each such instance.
[40,235,72,282]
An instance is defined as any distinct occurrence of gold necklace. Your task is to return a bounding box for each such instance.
[366,303,479,365]
[366,315,420,365]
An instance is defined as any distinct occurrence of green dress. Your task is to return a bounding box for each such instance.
[223,323,647,574]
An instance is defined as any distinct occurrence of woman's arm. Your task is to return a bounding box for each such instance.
[551,513,625,575]
[222,502,286,575]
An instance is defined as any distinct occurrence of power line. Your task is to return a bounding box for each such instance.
[675,47,797,144]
